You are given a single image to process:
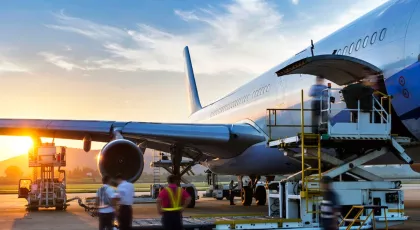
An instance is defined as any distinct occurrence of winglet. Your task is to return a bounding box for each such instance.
[183,46,203,115]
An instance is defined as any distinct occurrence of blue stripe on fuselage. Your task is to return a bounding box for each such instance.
[385,61,420,140]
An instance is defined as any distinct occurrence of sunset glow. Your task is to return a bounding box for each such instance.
[0,0,387,161]
[12,137,33,155]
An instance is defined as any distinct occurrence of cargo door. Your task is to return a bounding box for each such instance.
[275,54,382,86]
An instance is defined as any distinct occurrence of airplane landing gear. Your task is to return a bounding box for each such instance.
[168,145,197,208]
[255,186,266,206]
[241,186,253,206]
[239,175,270,206]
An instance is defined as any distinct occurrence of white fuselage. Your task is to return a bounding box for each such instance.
[184,0,420,176]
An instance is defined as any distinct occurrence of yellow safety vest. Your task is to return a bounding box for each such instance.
[162,187,182,212]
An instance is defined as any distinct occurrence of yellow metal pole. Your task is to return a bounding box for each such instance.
[301,89,305,191]
[318,134,321,182]
[388,96,392,119]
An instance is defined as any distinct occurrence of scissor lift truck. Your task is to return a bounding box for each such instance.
[18,142,68,211]
[265,88,411,229]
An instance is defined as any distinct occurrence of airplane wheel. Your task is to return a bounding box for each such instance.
[241,187,252,206]
[186,187,196,208]
[255,186,266,206]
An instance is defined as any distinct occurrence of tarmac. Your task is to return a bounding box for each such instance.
[2,188,420,230]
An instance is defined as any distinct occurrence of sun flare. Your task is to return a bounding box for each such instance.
[12,137,33,154]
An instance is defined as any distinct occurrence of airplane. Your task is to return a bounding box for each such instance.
[1,0,420,206]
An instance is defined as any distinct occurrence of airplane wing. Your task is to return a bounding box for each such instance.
[0,118,266,159]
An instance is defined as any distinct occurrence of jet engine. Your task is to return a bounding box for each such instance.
[97,139,145,183]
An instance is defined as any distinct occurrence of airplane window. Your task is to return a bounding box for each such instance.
[349,42,354,54]
[343,46,348,54]
[371,32,377,44]
[379,28,386,41]
[363,36,369,47]
[355,39,361,51]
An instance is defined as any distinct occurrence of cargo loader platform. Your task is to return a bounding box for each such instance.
[264,88,411,229]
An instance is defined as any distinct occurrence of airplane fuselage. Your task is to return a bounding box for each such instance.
[187,0,420,176]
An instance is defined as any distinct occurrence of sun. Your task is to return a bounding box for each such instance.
[11,137,34,154]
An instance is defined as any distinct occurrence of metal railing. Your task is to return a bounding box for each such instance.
[266,89,315,141]
[266,87,392,140]
[319,87,392,133]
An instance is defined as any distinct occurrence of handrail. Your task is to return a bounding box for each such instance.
[320,87,392,129]
[339,205,389,230]
[300,89,305,193]
[266,107,316,140]
[265,87,392,141]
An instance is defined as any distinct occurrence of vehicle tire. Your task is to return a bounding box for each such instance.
[255,186,266,206]
[55,205,64,211]
[241,187,252,206]
[186,186,196,208]
[28,206,38,211]
[28,202,38,211]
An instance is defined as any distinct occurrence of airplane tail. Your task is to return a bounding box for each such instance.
[183,46,203,115]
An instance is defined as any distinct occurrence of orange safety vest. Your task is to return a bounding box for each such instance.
[162,187,182,212]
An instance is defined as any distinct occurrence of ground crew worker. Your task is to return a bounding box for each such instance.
[95,175,117,230]
[320,176,340,230]
[115,173,134,230]
[229,180,237,205]
[157,175,192,230]
[309,76,328,133]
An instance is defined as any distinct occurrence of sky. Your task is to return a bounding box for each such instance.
[0,0,389,161]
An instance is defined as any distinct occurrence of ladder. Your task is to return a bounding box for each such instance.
[40,166,55,207]
[340,205,389,230]
[300,133,322,214]
[299,88,323,214]
[152,150,161,184]
[32,167,38,182]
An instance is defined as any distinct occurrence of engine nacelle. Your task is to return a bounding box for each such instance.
[97,139,144,183]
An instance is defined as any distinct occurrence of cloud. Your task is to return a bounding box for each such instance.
[291,0,299,5]
[45,0,388,76]
[0,61,28,74]
[0,47,29,74]
[45,10,127,41]
[38,52,85,71]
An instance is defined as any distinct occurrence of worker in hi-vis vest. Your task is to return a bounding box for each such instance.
[156,175,191,230]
